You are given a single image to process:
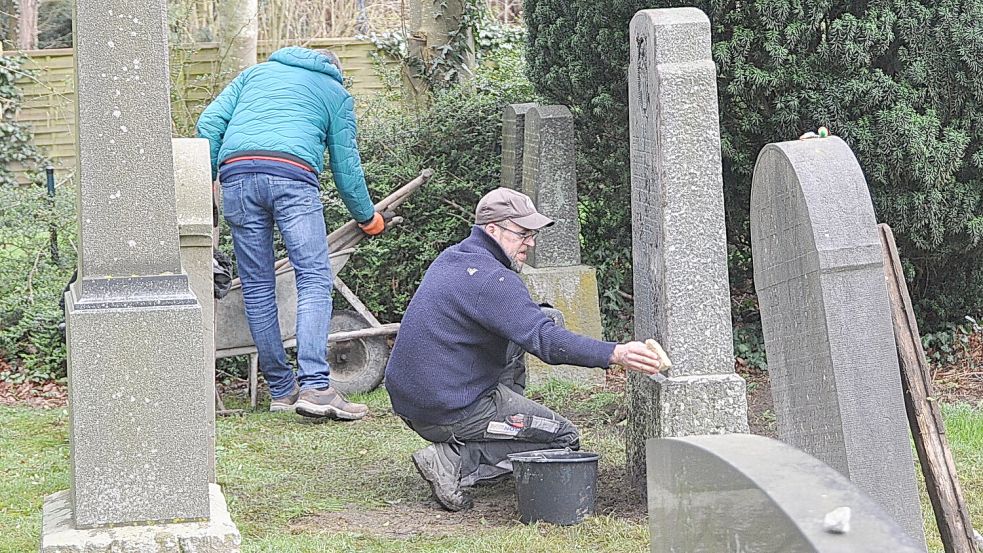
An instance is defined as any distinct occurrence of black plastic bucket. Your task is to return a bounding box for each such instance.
[508,448,600,525]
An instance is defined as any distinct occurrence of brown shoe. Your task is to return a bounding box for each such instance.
[295,386,368,420]
[269,385,300,413]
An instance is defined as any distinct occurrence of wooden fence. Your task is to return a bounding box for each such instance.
[6,38,389,184]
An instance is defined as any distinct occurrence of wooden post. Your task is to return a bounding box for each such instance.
[879,223,979,553]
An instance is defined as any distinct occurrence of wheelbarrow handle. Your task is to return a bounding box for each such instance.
[266,169,433,275]
[329,168,434,252]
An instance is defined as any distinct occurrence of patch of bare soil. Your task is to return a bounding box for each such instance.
[737,363,777,438]
[289,482,520,539]
[291,462,647,539]
[930,331,983,404]
[594,464,647,520]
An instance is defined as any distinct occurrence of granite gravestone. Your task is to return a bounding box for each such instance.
[749,137,926,547]
[513,104,604,385]
[520,104,581,268]
[647,435,925,553]
[520,265,606,386]
[41,1,240,550]
[626,8,749,482]
[500,102,537,191]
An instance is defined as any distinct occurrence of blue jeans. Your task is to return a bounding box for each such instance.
[222,173,332,398]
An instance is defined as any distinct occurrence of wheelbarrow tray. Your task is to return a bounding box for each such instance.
[214,249,353,352]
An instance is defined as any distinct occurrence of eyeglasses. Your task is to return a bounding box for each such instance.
[495,222,539,243]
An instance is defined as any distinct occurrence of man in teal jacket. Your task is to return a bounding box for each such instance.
[197,47,385,420]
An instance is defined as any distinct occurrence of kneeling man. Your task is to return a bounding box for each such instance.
[385,188,664,510]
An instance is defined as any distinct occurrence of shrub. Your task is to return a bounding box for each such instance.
[524,0,983,332]
[0,180,74,383]
[0,54,69,383]
[0,55,46,187]
[319,47,539,321]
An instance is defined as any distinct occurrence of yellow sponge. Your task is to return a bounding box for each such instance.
[644,339,673,370]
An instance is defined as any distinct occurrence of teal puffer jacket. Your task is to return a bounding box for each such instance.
[195,47,374,223]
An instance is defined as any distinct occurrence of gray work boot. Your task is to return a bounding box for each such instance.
[411,443,472,511]
[294,387,369,420]
[269,385,300,413]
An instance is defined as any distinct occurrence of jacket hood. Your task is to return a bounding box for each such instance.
[268,47,343,84]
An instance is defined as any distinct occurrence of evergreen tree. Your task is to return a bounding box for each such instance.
[525,0,983,330]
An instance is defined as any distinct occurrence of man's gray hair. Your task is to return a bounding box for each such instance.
[317,49,343,74]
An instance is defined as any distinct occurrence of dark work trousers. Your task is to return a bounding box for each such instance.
[404,342,581,487]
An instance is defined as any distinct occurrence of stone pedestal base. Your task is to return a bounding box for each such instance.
[520,265,606,387]
[627,372,749,481]
[178,234,216,483]
[41,484,241,553]
[66,290,209,526]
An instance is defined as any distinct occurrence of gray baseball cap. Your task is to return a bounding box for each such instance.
[474,188,554,229]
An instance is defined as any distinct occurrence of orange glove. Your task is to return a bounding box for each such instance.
[358,211,394,236]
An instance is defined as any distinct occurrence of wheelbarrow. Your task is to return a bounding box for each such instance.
[215,169,433,409]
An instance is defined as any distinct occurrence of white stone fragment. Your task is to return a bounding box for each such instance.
[823,506,852,534]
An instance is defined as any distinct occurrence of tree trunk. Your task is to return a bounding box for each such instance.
[16,0,37,50]
[420,0,475,81]
[403,0,476,105]
[401,33,429,109]
[1,0,16,50]
[217,0,258,80]
[355,0,368,34]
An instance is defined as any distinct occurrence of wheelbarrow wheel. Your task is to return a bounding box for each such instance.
[328,309,389,395]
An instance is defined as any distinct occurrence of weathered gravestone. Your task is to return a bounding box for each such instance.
[41,2,240,550]
[750,136,926,547]
[515,104,604,385]
[520,266,606,386]
[626,7,749,482]
[173,138,217,482]
[500,102,537,190]
[647,435,925,553]
[520,104,580,268]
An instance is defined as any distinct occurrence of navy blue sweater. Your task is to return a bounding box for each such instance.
[385,227,616,424]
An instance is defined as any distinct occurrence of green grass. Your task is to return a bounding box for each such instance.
[241,516,648,553]
[920,402,983,553]
[1,390,981,552]
[0,407,70,551]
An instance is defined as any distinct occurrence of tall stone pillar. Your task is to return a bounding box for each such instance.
[626,8,749,483]
[41,1,239,550]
